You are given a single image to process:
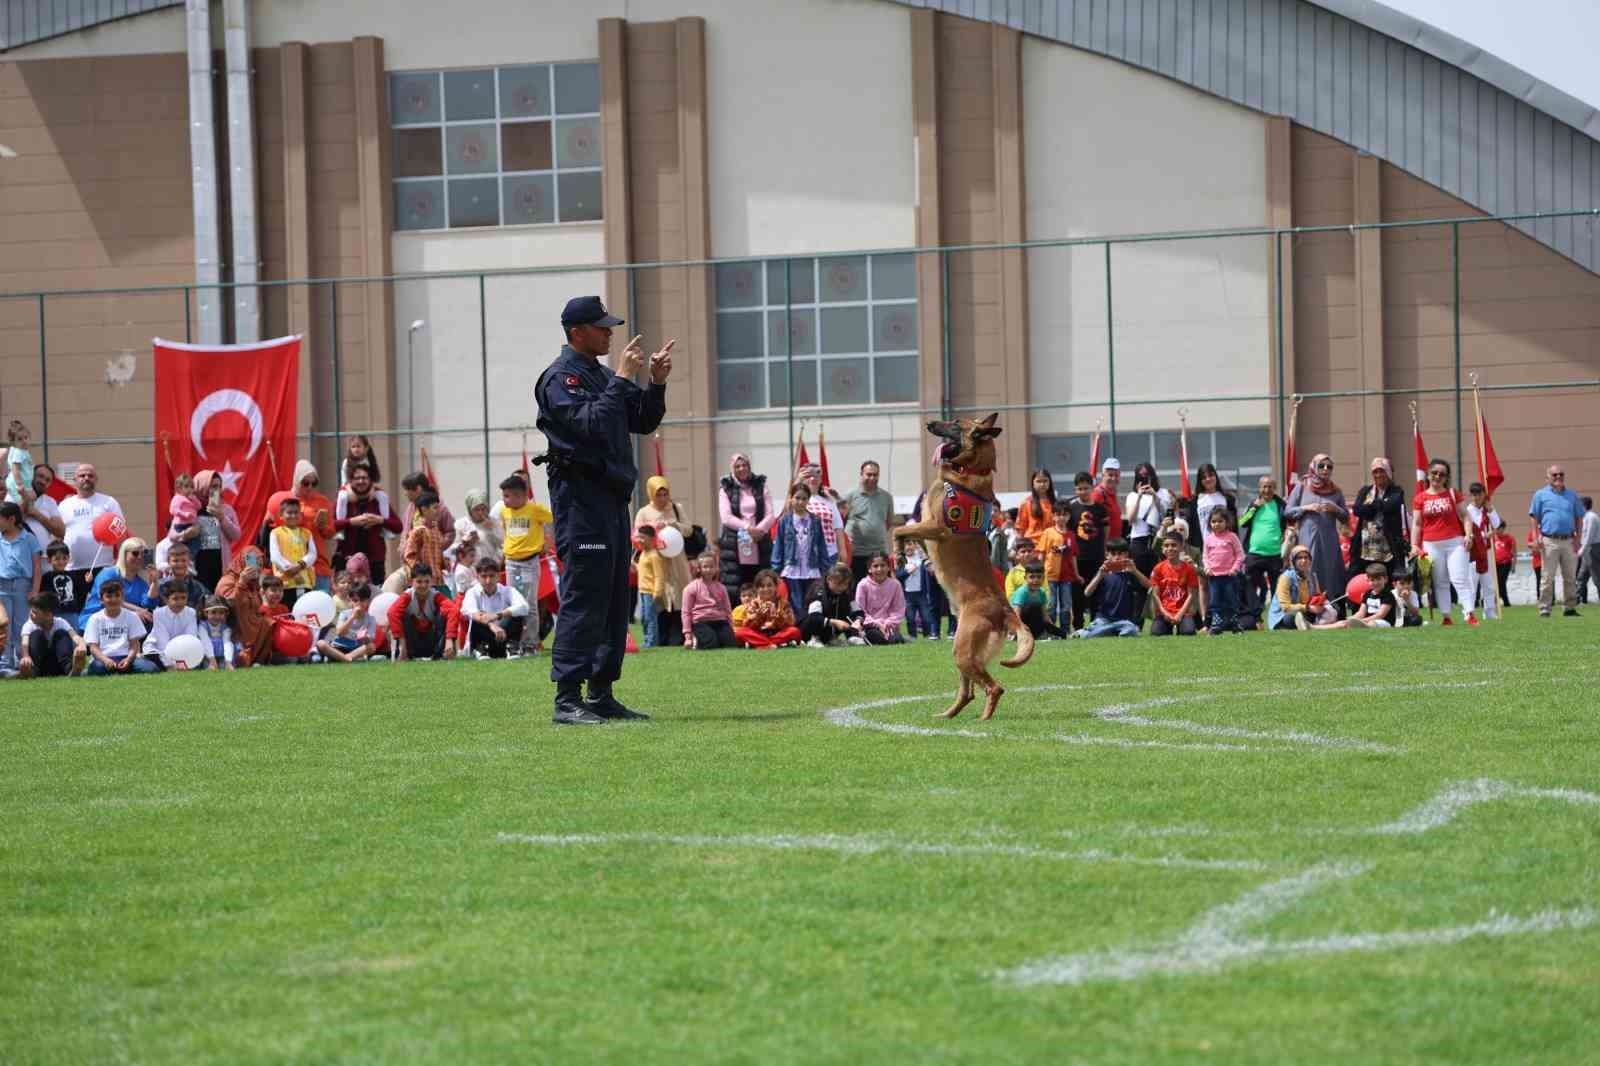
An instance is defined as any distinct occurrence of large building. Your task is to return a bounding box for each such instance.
[2,0,1597,537]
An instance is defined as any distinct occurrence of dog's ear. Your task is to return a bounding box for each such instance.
[926,420,962,441]
[978,411,1000,428]
[973,412,1002,439]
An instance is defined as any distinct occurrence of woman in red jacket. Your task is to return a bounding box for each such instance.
[1409,459,1478,625]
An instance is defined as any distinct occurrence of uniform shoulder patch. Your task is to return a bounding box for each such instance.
[565,374,580,386]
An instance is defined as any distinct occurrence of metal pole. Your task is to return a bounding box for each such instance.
[785,258,794,467]
[184,287,192,343]
[940,249,952,419]
[1452,222,1463,479]
[629,265,642,512]
[407,328,416,471]
[330,282,341,475]
[36,294,48,464]
[1275,233,1285,483]
[480,273,491,494]
[1105,242,1117,454]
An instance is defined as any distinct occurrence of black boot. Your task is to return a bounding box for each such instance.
[585,683,650,721]
[553,681,605,725]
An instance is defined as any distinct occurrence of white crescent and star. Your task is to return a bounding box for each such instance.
[190,389,264,462]
[189,389,264,500]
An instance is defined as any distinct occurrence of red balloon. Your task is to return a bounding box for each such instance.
[1345,573,1372,607]
[92,511,129,547]
[271,619,314,658]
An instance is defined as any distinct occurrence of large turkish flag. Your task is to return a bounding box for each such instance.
[154,336,300,554]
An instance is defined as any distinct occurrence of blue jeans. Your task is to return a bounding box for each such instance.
[638,592,659,647]
[904,589,932,637]
[1077,618,1139,638]
[1208,573,1242,631]
[0,576,28,670]
[1048,581,1072,630]
[86,655,161,676]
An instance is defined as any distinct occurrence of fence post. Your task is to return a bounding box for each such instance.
[331,282,342,476]
[785,258,795,468]
[940,249,952,419]
[1274,232,1285,483]
[37,294,48,464]
[1452,222,1463,480]
[480,273,491,494]
[184,287,192,344]
[1105,241,1116,455]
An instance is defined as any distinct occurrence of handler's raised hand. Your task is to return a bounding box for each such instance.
[649,339,676,385]
[617,334,646,378]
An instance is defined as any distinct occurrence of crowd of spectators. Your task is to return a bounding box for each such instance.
[0,420,1592,678]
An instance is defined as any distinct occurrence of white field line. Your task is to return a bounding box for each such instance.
[1367,777,1600,835]
[494,830,1269,871]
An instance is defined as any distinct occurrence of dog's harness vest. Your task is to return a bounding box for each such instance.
[941,482,995,536]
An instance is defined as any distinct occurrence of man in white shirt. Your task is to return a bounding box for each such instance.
[1578,494,1600,606]
[460,556,530,659]
[57,464,123,605]
[22,468,63,549]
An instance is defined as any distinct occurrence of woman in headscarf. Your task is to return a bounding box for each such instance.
[292,460,337,593]
[634,475,695,646]
[1283,453,1349,613]
[1350,456,1408,583]
[190,469,242,588]
[216,545,274,667]
[717,454,775,600]
[447,489,504,569]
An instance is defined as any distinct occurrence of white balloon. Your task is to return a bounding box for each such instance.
[292,589,337,629]
[657,526,686,558]
[370,592,400,623]
[164,634,207,670]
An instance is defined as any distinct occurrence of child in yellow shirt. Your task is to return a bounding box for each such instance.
[269,497,316,607]
[635,525,664,647]
[730,581,756,627]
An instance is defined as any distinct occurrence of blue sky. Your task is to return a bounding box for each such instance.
[1380,0,1600,111]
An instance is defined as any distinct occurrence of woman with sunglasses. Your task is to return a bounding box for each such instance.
[1410,458,1479,625]
[1283,453,1349,616]
[291,461,337,594]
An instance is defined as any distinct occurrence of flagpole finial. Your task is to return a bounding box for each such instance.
[1290,392,1303,408]
[1469,371,1480,388]
[1176,407,1189,425]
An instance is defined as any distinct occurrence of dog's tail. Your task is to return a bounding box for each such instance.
[1000,608,1034,668]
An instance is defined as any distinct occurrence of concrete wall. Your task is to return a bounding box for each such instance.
[1022,36,1270,439]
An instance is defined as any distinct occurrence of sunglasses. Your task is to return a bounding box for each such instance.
[1550,473,1566,479]
[301,479,319,487]
[1315,462,1333,470]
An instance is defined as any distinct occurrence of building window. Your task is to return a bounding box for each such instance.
[714,255,919,410]
[390,62,602,231]
[1035,427,1271,487]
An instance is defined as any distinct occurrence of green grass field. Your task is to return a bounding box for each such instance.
[5,608,1599,1064]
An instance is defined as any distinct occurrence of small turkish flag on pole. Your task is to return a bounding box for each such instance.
[1177,413,1192,498]
[154,336,299,555]
[1471,378,1504,501]
[1411,404,1430,498]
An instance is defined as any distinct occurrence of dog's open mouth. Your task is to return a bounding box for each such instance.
[934,441,960,465]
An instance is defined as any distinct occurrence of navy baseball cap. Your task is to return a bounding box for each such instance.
[560,295,624,328]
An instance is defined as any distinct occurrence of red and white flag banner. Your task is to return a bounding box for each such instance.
[154,335,300,556]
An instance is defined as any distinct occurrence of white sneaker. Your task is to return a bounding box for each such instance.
[806,638,825,648]
[847,635,867,646]
[474,651,491,661]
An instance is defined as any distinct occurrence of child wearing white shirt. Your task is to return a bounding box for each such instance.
[198,595,237,670]
[146,580,200,670]
[460,557,530,659]
[83,580,156,675]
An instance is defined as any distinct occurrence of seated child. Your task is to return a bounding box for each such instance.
[1347,563,1393,628]
[801,563,862,646]
[259,575,290,619]
[681,552,738,651]
[385,563,458,661]
[459,556,530,659]
[1076,539,1147,638]
[1010,560,1065,639]
[1269,544,1340,630]
[320,584,379,663]
[17,592,84,678]
[147,579,200,670]
[734,569,801,648]
[852,554,905,645]
[1149,532,1200,636]
[42,541,82,631]
[1392,570,1424,628]
[331,569,355,617]
[198,595,237,670]
[635,526,662,648]
[83,579,159,675]
[731,582,755,628]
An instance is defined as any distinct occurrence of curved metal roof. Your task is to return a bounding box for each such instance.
[891,0,1600,273]
[0,0,180,51]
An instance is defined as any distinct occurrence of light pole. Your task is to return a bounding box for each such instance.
[407,319,425,473]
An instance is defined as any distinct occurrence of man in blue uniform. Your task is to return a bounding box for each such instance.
[536,296,673,724]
